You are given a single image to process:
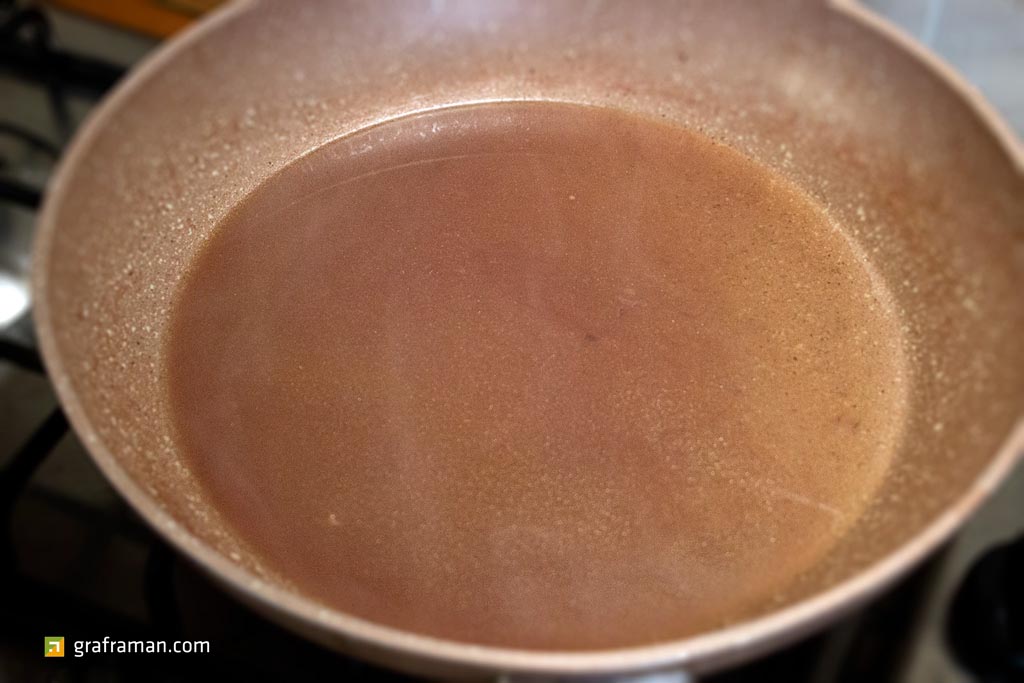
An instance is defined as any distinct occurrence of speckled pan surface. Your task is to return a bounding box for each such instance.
[31,0,1024,679]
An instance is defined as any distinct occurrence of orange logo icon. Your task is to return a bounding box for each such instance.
[44,637,64,657]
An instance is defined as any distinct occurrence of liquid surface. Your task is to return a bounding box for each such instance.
[166,102,907,650]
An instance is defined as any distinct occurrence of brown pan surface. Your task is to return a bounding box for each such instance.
[167,102,908,649]
[32,0,1024,676]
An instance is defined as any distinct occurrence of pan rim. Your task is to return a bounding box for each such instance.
[30,0,1024,676]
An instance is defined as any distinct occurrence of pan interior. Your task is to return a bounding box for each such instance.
[164,101,908,650]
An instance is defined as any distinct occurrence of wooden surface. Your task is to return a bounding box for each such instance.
[48,0,224,38]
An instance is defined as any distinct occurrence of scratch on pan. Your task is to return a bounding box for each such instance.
[738,479,844,522]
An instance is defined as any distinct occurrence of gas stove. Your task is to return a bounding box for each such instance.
[1,2,1022,681]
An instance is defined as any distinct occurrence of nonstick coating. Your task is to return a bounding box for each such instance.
[32,0,1024,678]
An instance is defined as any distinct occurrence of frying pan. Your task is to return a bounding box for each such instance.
[31,0,1024,680]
